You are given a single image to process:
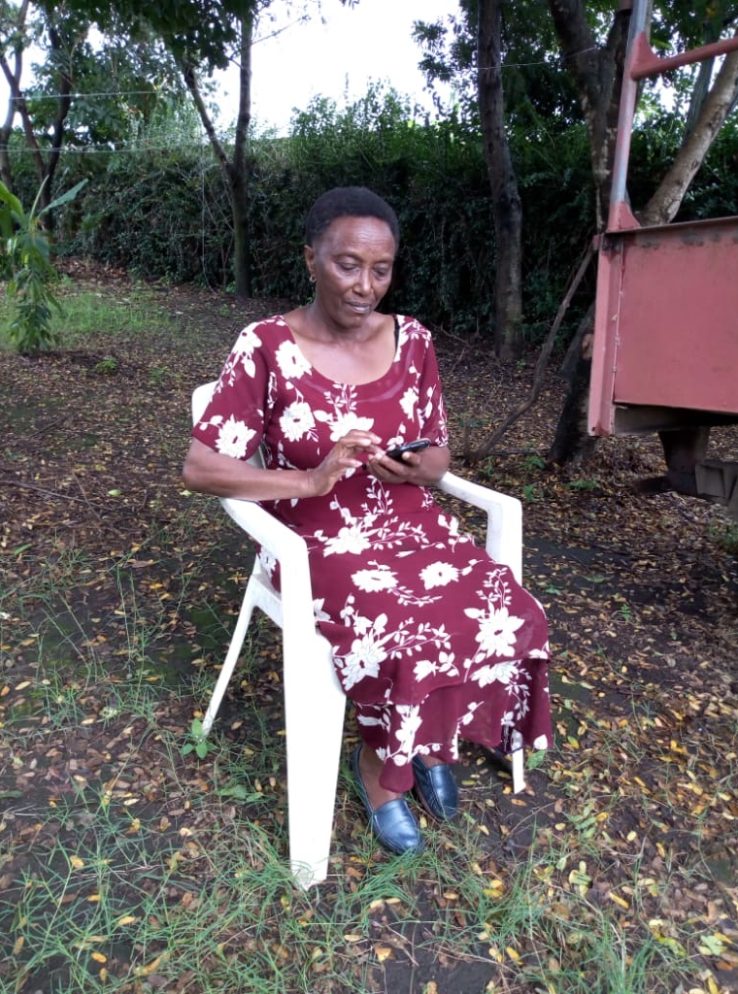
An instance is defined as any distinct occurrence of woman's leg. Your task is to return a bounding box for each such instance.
[357,745,404,809]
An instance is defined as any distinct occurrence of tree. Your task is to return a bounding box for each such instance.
[63,0,358,300]
[477,0,523,360]
[0,1,182,227]
[415,0,525,358]
[0,1,85,215]
[178,7,255,299]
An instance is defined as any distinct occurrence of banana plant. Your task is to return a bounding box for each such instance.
[0,177,87,355]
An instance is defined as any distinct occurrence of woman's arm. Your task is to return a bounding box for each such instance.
[182,430,382,501]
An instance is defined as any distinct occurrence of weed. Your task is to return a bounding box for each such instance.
[568,477,601,491]
[180,717,214,759]
[708,519,738,555]
[147,365,169,386]
[93,355,119,375]
[523,453,546,472]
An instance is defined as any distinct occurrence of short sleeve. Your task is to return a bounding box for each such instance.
[191,321,269,461]
[417,329,449,448]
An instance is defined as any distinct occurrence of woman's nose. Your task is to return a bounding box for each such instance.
[354,269,371,293]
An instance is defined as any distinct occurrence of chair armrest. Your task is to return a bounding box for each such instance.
[220,496,318,635]
[438,471,523,582]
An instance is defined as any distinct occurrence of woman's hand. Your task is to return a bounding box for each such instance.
[366,444,450,486]
[303,429,382,497]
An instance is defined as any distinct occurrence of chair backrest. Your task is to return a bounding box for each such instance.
[191,381,265,470]
[192,381,217,424]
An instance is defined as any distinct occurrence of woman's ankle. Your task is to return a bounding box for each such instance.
[358,745,402,809]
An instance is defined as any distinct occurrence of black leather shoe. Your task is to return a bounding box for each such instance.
[350,746,423,854]
[411,755,459,821]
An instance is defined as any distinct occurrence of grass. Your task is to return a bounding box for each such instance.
[1,555,727,994]
[0,281,174,350]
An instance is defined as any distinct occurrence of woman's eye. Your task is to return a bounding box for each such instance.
[374,270,390,279]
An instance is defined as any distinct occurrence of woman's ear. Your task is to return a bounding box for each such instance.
[304,244,316,282]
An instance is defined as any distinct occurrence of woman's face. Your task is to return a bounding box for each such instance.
[305,215,396,331]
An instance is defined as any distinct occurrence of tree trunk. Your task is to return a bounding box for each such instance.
[0,3,75,235]
[229,165,250,301]
[547,303,596,464]
[546,0,631,228]
[0,0,30,192]
[544,0,631,464]
[477,0,523,360]
[180,12,253,298]
[40,19,74,228]
[231,12,253,300]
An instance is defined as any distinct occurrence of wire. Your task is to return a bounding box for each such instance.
[3,141,213,154]
[4,45,605,103]
[5,88,174,101]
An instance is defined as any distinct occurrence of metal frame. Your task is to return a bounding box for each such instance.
[588,0,738,437]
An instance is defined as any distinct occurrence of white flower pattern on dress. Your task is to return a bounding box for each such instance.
[465,605,525,659]
[400,386,418,419]
[320,524,372,557]
[275,340,311,380]
[279,401,315,442]
[215,415,256,458]
[336,612,392,691]
[470,660,518,688]
[393,705,422,764]
[351,567,398,592]
[420,561,459,590]
[231,324,262,377]
[315,409,374,441]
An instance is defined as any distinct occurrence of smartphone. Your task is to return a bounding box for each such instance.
[386,438,432,461]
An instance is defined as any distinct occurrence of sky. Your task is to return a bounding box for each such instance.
[0,1,457,141]
[225,0,457,134]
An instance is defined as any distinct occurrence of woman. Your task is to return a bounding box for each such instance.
[183,186,551,855]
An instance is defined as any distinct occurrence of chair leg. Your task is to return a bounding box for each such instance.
[282,632,346,888]
[511,729,526,793]
[201,578,258,737]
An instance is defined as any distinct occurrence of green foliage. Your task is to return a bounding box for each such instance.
[0,177,87,355]
[93,354,118,374]
[45,0,254,70]
[708,519,738,556]
[181,717,213,759]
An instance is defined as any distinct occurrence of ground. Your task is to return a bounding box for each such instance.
[1,266,737,994]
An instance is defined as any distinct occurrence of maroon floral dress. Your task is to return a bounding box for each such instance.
[193,315,551,792]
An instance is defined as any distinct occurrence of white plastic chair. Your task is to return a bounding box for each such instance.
[191,381,525,888]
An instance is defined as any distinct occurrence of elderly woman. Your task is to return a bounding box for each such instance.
[183,186,551,854]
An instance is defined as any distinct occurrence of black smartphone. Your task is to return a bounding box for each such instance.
[386,438,432,461]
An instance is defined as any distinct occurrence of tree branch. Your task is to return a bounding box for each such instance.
[546,0,600,109]
[640,31,738,226]
[546,0,631,227]
[467,239,595,463]
[179,60,231,176]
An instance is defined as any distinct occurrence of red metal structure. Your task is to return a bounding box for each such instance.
[587,0,738,512]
